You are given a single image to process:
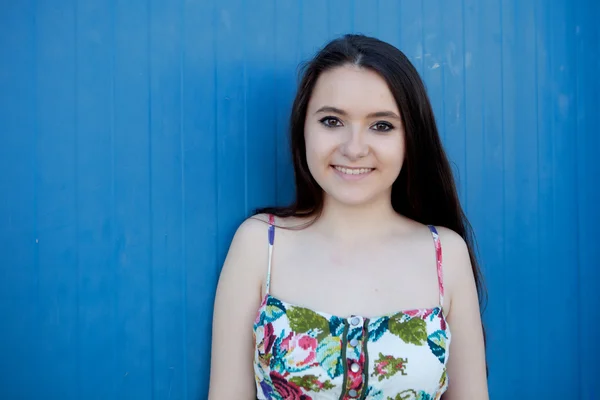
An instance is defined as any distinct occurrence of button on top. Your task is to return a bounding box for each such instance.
[346,317,363,399]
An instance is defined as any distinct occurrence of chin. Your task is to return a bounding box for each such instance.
[325,189,382,207]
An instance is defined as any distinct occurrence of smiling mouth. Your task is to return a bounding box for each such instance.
[332,165,374,175]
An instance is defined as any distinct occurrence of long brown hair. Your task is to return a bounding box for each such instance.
[256,34,487,316]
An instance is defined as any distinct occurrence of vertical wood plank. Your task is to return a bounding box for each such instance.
[274,0,301,205]
[34,1,79,397]
[328,0,353,39]
[377,0,402,49]
[245,0,277,213]
[113,1,153,397]
[182,0,218,397]
[501,0,541,395]
[148,0,186,397]
[538,0,580,395]
[215,0,249,262]
[439,0,467,202]
[576,1,600,397]
[353,0,378,37]
[399,1,423,75]
[0,1,38,398]
[421,0,444,142]
[75,0,117,397]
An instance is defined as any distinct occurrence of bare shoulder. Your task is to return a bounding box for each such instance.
[239,212,272,234]
[434,226,471,267]
[432,226,489,398]
[208,214,272,398]
[221,214,272,278]
[432,226,477,309]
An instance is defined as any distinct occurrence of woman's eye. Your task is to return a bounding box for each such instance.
[319,117,342,127]
[372,121,394,132]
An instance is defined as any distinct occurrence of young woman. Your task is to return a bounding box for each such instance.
[208,34,488,400]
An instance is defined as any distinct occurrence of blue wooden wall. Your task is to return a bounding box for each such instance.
[1,1,598,399]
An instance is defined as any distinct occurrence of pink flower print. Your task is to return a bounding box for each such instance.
[256,323,276,355]
[344,352,366,395]
[346,360,363,390]
[255,296,268,324]
[270,371,312,400]
[439,312,447,331]
[404,308,434,319]
[263,323,275,354]
[281,333,318,370]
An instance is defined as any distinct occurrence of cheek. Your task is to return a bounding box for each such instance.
[390,147,405,168]
[378,144,404,182]
[304,132,325,183]
[377,138,405,174]
[304,134,319,169]
[305,130,336,167]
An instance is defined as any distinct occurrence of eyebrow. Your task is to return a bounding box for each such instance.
[314,106,401,120]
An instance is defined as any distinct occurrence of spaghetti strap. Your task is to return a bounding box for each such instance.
[427,225,444,309]
[265,214,275,295]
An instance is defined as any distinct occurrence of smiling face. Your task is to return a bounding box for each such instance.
[304,64,405,207]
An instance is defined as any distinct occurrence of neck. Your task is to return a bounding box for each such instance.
[313,193,404,241]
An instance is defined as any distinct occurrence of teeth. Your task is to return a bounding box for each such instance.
[334,166,373,175]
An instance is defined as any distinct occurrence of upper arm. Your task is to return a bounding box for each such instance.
[437,227,489,400]
[208,216,269,400]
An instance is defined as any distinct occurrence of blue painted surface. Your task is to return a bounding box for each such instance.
[0,1,598,398]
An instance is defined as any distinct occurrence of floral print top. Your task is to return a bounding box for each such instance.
[253,216,450,400]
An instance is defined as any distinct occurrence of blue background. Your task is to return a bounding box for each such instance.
[1,0,598,398]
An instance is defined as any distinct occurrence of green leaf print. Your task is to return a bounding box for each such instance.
[287,306,331,340]
[269,331,288,373]
[316,335,344,379]
[371,353,407,381]
[368,317,390,342]
[427,330,447,363]
[438,369,447,389]
[329,316,345,337]
[289,375,335,392]
[388,390,432,400]
[263,297,286,324]
[388,390,416,400]
[388,313,427,345]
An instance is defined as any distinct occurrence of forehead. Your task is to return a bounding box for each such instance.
[308,64,399,115]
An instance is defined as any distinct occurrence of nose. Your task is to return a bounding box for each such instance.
[341,127,369,160]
